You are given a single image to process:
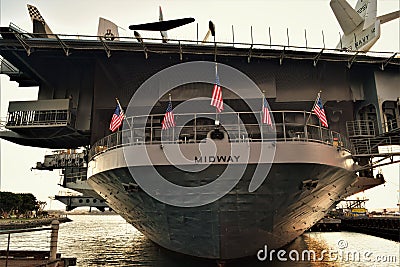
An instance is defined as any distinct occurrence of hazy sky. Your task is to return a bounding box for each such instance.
[0,0,399,211]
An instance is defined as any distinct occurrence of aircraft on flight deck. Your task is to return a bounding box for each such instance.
[27,4,120,41]
[25,3,399,52]
[128,7,195,43]
[97,17,119,41]
[202,21,216,43]
[330,0,400,51]
[27,4,55,38]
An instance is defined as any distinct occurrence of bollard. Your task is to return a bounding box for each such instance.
[50,220,60,261]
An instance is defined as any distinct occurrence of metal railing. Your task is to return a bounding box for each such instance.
[64,171,88,184]
[346,120,376,137]
[3,22,399,55]
[382,118,400,133]
[6,110,73,127]
[89,110,353,160]
[1,26,398,69]
[0,220,68,267]
[0,117,10,132]
[0,57,20,75]
[351,136,400,155]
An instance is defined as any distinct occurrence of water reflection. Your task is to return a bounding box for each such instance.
[302,232,399,267]
[1,215,398,267]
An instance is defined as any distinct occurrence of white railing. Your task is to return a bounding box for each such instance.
[6,110,73,127]
[346,120,376,137]
[1,26,398,61]
[89,110,353,160]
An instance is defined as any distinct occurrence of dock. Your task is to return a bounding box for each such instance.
[309,218,342,232]
[0,216,71,230]
[0,220,76,267]
[341,216,400,242]
[310,216,400,242]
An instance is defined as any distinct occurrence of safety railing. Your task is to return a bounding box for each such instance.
[0,117,10,132]
[382,118,399,133]
[1,25,398,70]
[351,136,400,155]
[6,110,73,127]
[0,57,20,75]
[0,220,76,267]
[64,171,88,184]
[2,24,399,57]
[346,120,376,137]
[89,110,353,160]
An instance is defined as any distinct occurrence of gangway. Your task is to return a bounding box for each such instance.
[347,119,400,176]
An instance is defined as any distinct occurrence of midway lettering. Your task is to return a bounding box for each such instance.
[194,155,241,163]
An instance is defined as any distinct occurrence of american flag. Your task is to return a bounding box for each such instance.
[312,94,328,127]
[262,97,272,126]
[210,74,223,113]
[162,99,176,130]
[109,104,124,132]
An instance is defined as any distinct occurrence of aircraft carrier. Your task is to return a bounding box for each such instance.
[0,7,399,260]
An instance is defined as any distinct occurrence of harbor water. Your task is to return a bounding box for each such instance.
[1,214,398,266]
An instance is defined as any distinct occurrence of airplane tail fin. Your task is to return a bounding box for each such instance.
[27,4,55,38]
[330,0,363,35]
[97,17,119,41]
[361,0,377,29]
[332,0,398,51]
[332,0,399,28]
[353,0,374,20]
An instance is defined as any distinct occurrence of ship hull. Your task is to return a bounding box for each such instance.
[88,142,358,259]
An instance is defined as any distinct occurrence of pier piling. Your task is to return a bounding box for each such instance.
[50,220,60,261]
[0,219,76,267]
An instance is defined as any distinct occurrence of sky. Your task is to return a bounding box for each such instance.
[0,0,399,211]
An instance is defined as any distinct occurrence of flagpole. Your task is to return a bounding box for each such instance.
[306,90,321,125]
[169,94,174,140]
[215,62,219,125]
[262,90,265,121]
[261,91,265,138]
